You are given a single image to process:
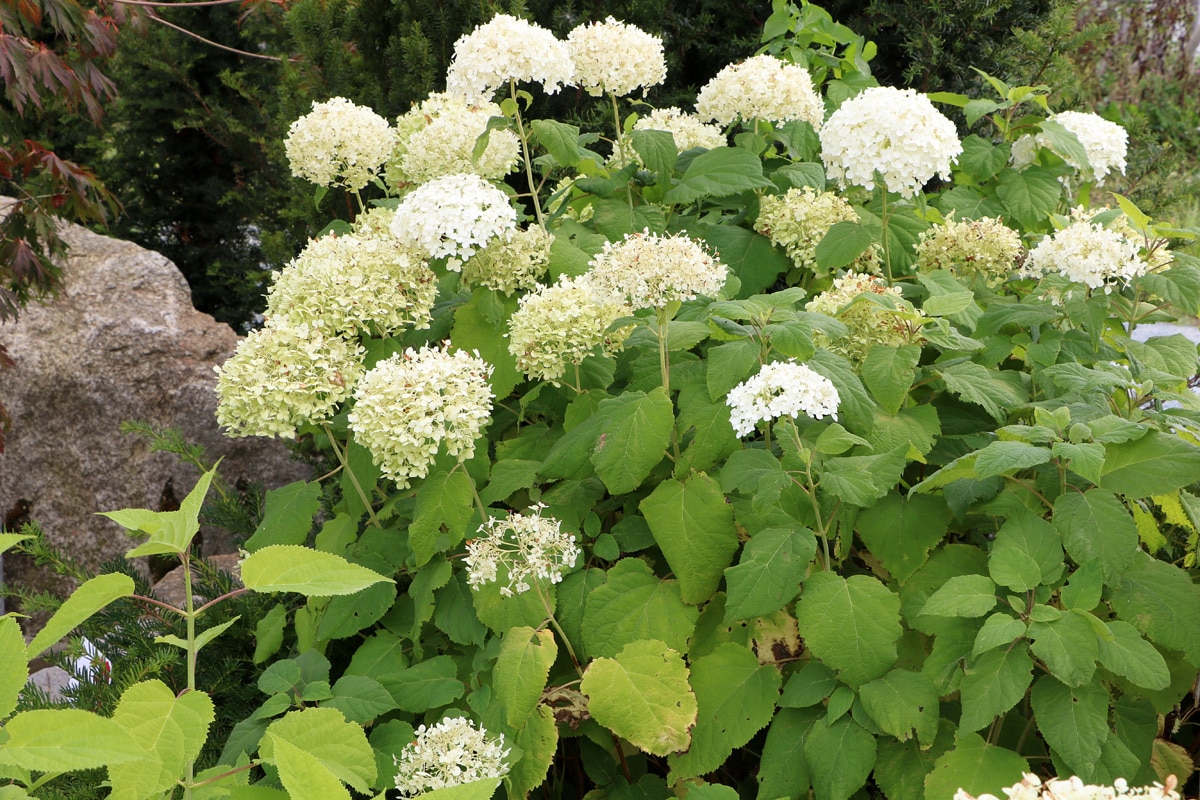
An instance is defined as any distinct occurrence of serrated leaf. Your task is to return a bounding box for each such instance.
[1051,441,1106,485]
[972,613,1026,658]
[592,389,674,495]
[1028,611,1099,687]
[957,135,1009,183]
[859,670,940,746]
[495,627,557,729]
[815,221,874,271]
[26,572,135,658]
[0,709,143,771]
[1098,621,1170,691]
[0,617,27,720]
[531,119,582,167]
[1031,676,1109,779]
[695,222,791,297]
[797,572,902,687]
[581,639,697,756]
[379,655,465,713]
[1053,489,1138,583]
[974,441,1051,478]
[244,480,321,551]
[641,474,738,604]
[240,546,392,597]
[803,716,877,800]
[857,492,951,583]
[779,662,839,708]
[958,643,1033,732]
[723,526,816,621]
[1107,551,1200,664]
[630,129,678,178]
[259,707,374,794]
[583,558,698,658]
[505,704,557,798]
[662,147,774,205]
[989,512,1064,592]
[923,733,1029,800]
[1037,119,1091,174]
[1099,430,1200,499]
[938,362,1028,423]
[109,680,216,799]
[667,643,780,781]
[104,467,216,558]
[862,345,920,415]
[758,707,820,800]
[920,574,997,618]
[996,166,1061,228]
[263,733,350,800]
[411,470,476,567]
[821,447,909,507]
[325,676,399,724]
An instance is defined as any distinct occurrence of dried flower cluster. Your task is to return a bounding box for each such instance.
[805,273,926,363]
[388,92,520,185]
[914,216,1023,286]
[348,343,494,487]
[696,54,824,128]
[1025,220,1144,289]
[284,97,394,191]
[755,187,870,273]
[726,360,841,437]
[583,230,727,310]
[566,17,666,97]
[445,14,574,99]
[954,773,1180,800]
[389,173,516,265]
[461,226,554,294]
[393,716,510,797]
[820,86,961,198]
[465,504,581,597]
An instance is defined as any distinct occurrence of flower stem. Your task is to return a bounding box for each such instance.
[880,187,893,286]
[511,80,545,229]
[322,423,382,529]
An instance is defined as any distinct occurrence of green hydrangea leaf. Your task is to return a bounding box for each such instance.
[1028,610,1099,687]
[1053,489,1138,583]
[1031,675,1109,779]
[757,708,821,800]
[583,558,698,658]
[0,709,143,771]
[923,733,1029,800]
[109,680,215,799]
[494,627,557,729]
[244,480,322,551]
[26,572,135,658]
[858,669,939,746]
[804,715,877,800]
[641,474,739,605]
[723,526,816,622]
[1107,551,1200,664]
[1097,620,1170,691]
[259,707,375,794]
[857,492,951,583]
[796,572,901,688]
[958,642,1033,733]
[592,389,674,495]
[240,546,393,597]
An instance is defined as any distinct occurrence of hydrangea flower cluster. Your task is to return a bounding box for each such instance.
[1033,110,1128,184]
[805,273,926,363]
[461,226,554,294]
[215,320,365,439]
[389,173,516,265]
[566,17,666,97]
[507,274,632,384]
[954,773,1180,800]
[583,230,727,310]
[387,92,520,186]
[1024,220,1145,290]
[264,232,437,337]
[914,216,1023,286]
[695,54,824,128]
[348,343,494,488]
[283,97,394,191]
[393,716,510,797]
[726,360,840,438]
[820,86,961,198]
[445,14,574,99]
[465,504,582,597]
[755,187,870,273]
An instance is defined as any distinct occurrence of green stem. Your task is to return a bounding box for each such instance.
[536,583,583,676]
[322,423,382,529]
[610,92,623,150]
[655,309,681,460]
[511,80,545,229]
[880,187,893,286]
[182,553,197,799]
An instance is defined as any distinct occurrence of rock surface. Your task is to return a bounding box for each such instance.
[0,217,309,612]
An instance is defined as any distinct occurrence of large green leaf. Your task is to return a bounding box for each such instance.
[27,572,135,658]
[262,733,350,800]
[505,704,557,798]
[723,526,815,622]
[259,707,375,794]
[796,572,901,688]
[989,511,1064,592]
[325,676,398,724]
[640,474,739,605]
[667,643,780,781]
[814,221,874,272]
[958,643,1033,733]
[1028,610,1098,687]
[856,492,951,583]
[494,627,557,729]
[973,442,1051,478]
[804,716,877,800]
[592,389,674,495]
[757,708,821,800]
[0,534,31,555]
[531,119,583,168]
[379,655,465,713]
[629,129,677,179]
[1031,675,1109,780]
[582,558,698,658]
[410,470,476,566]
[1097,621,1170,691]
[820,447,908,507]
[662,147,774,205]
[0,709,142,771]
[240,546,392,597]
[1099,430,1200,499]
[102,467,216,558]
[875,724,956,800]
[995,166,1061,228]
[695,223,791,297]
[244,480,321,551]
[1053,489,1138,582]
[1107,551,1200,664]
[919,574,997,619]
[0,617,27,720]
[108,680,215,800]
[451,289,521,399]
[859,670,939,747]
[581,639,697,756]
[937,362,1028,423]
[923,733,1029,800]
[862,345,920,416]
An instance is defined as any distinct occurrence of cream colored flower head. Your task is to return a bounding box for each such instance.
[461,226,553,294]
[215,320,365,439]
[1024,220,1144,290]
[389,173,516,265]
[582,229,727,310]
[727,360,840,438]
[820,86,961,198]
[445,14,574,99]
[387,92,520,186]
[805,273,926,363]
[755,187,873,274]
[957,773,1181,800]
[465,504,582,597]
[284,97,394,191]
[914,216,1022,286]
[265,232,438,338]
[507,274,632,384]
[696,54,823,128]
[394,716,510,797]
[566,17,666,97]
[348,342,494,488]
[1046,111,1128,184]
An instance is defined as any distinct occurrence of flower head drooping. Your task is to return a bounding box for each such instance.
[820,86,961,198]
[566,17,666,98]
[726,360,840,438]
[445,14,574,99]
[387,92,520,186]
[1024,219,1144,290]
[461,226,554,294]
[215,320,365,439]
[1046,110,1128,184]
[348,343,494,488]
[393,716,510,797]
[954,773,1181,800]
[284,98,394,191]
[389,173,516,266]
[914,216,1023,286]
[582,230,727,311]
[265,232,438,337]
[695,54,824,129]
[755,187,879,274]
[805,273,927,363]
[465,504,581,597]
[507,274,633,384]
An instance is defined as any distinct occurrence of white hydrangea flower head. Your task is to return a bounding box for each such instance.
[566,17,666,97]
[1045,110,1128,183]
[445,14,575,99]
[215,320,365,439]
[805,273,927,363]
[1024,220,1145,290]
[695,54,824,128]
[465,504,582,597]
[820,86,962,198]
[348,343,494,488]
[956,773,1181,800]
[1009,134,1038,171]
[755,187,879,274]
[393,716,510,797]
[461,226,554,294]
[390,173,516,265]
[284,97,394,191]
[507,274,633,384]
[726,360,840,438]
[352,206,399,238]
[1066,205,1172,272]
[265,232,438,337]
[582,229,727,310]
[387,92,520,186]
[914,216,1023,286]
